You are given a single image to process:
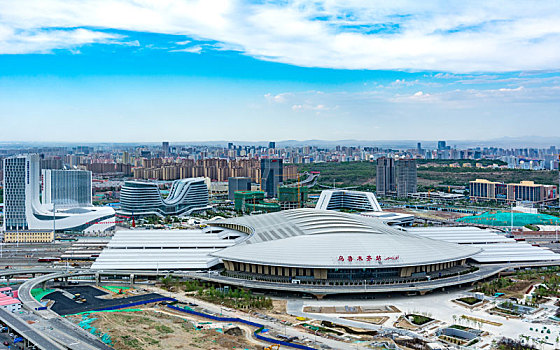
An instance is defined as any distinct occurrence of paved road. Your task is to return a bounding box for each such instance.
[0,307,64,350]
[48,286,164,315]
[18,271,112,350]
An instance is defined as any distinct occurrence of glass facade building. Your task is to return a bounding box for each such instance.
[41,169,92,208]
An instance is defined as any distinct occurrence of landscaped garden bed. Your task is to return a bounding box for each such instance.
[406,314,434,326]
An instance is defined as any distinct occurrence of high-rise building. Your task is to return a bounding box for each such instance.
[396,159,418,197]
[122,151,131,164]
[41,169,92,208]
[260,158,283,198]
[438,141,447,150]
[228,177,251,200]
[268,142,276,149]
[2,154,114,235]
[3,154,33,231]
[376,157,395,196]
[162,141,170,156]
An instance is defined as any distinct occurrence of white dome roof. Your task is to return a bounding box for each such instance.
[211,209,481,268]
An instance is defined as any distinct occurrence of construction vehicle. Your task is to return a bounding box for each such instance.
[263,345,280,350]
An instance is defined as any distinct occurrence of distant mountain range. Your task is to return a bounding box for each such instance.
[1,136,559,149]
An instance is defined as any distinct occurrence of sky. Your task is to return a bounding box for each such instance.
[0,0,559,143]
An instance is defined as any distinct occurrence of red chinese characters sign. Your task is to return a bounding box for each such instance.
[336,255,399,263]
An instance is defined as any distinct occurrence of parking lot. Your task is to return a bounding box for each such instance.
[46,285,166,315]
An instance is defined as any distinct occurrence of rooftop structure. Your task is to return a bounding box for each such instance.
[360,211,415,226]
[119,177,210,217]
[210,209,480,282]
[408,191,465,201]
[406,226,560,263]
[91,228,246,270]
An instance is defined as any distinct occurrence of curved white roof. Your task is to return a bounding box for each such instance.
[211,209,481,268]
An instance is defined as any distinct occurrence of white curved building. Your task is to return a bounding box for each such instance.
[315,189,382,212]
[210,209,480,283]
[2,154,115,234]
[119,178,210,217]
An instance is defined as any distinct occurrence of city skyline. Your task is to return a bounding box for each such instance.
[1,1,559,142]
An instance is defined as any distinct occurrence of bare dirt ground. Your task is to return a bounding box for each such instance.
[261,299,302,324]
[394,316,418,331]
[67,309,261,350]
[502,280,536,299]
[344,316,388,325]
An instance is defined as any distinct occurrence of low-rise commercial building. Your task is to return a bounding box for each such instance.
[3,230,54,243]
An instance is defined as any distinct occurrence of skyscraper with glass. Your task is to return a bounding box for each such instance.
[260,158,283,198]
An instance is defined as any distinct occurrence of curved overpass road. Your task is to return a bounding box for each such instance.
[0,307,65,350]
[18,271,112,350]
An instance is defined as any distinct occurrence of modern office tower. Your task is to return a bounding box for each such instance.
[376,157,395,196]
[2,154,115,238]
[41,169,92,208]
[162,141,170,156]
[396,159,418,197]
[417,142,422,154]
[438,140,447,150]
[228,177,251,200]
[119,178,210,216]
[268,142,276,149]
[260,158,283,198]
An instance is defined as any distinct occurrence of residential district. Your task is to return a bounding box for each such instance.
[0,141,559,350]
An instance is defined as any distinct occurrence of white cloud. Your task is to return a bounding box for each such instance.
[291,104,327,111]
[0,26,123,54]
[0,1,560,71]
[264,92,293,103]
[170,45,202,54]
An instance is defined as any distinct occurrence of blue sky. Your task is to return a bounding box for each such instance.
[0,1,559,142]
